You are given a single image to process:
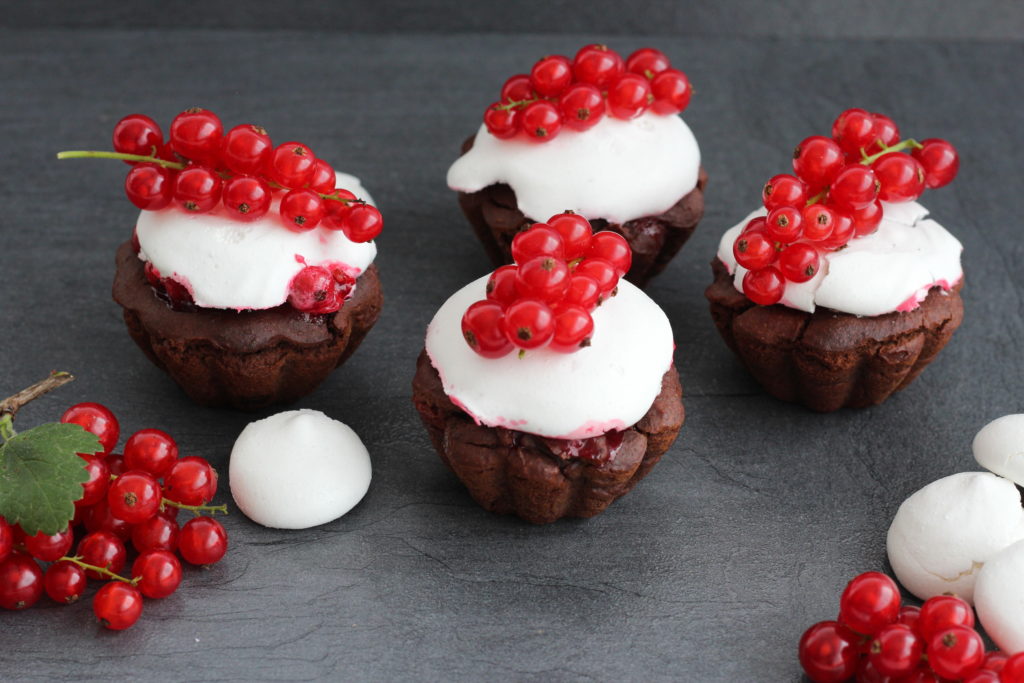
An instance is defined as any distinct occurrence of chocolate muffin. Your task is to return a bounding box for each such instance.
[114,241,383,411]
[413,350,684,524]
[705,259,964,412]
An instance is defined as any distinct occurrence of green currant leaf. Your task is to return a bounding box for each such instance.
[0,423,99,536]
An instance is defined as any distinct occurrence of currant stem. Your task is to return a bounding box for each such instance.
[859,139,925,165]
[56,150,186,170]
[161,498,228,517]
[805,190,828,207]
[495,97,540,112]
[0,371,75,441]
[59,555,138,585]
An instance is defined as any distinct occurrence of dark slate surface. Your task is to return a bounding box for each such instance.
[0,27,1022,682]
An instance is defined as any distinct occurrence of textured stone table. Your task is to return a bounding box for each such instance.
[0,25,1022,681]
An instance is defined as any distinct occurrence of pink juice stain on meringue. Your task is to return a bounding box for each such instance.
[895,277,959,313]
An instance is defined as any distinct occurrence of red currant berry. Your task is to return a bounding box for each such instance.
[308,159,337,194]
[586,232,632,276]
[625,47,671,78]
[519,100,563,141]
[574,258,619,296]
[108,470,162,524]
[838,571,901,636]
[832,108,877,155]
[93,582,143,630]
[132,514,179,554]
[869,113,900,153]
[912,138,959,188]
[558,84,605,132]
[169,107,223,165]
[0,553,44,610]
[793,136,845,189]
[124,163,175,210]
[77,452,111,507]
[77,531,127,579]
[872,153,925,202]
[733,230,777,270]
[265,142,316,189]
[819,207,855,249]
[502,299,555,349]
[179,517,228,566]
[850,200,884,237]
[742,267,785,305]
[764,205,803,243]
[23,528,74,562]
[798,620,860,683]
[869,624,923,677]
[516,256,571,303]
[549,305,594,353]
[572,44,624,88]
[500,74,534,103]
[778,243,821,283]
[223,175,272,221]
[547,212,593,259]
[650,69,691,115]
[174,165,222,213]
[124,428,178,478]
[61,402,119,455]
[280,188,325,231]
[485,265,519,308]
[530,55,573,97]
[220,124,273,176]
[897,605,921,630]
[983,651,1008,673]
[132,550,182,599]
[801,204,837,242]
[288,266,338,314]
[512,224,565,263]
[829,165,879,210]
[564,274,601,310]
[0,517,12,563]
[113,114,164,161]
[461,300,513,358]
[742,216,768,234]
[106,453,126,477]
[44,561,87,604]
[82,498,133,541]
[484,103,519,139]
[762,174,808,211]
[607,73,653,119]
[322,189,357,230]
[340,204,384,242]
[1002,653,1024,681]
[928,626,985,679]
[963,671,1001,683]
[917,595,975,641]
[164,456,217,506]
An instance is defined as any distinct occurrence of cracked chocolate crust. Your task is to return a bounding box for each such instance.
[113,241,383,411]
[454,135,707,288]
[705,258,964,412]
[412,349,685,524]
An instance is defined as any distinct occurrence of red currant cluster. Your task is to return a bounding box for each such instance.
[63,108,383,241]
[0,402,228,630]
[799,571,1024,682]
[461,213,630,357]
[483,45,692,142]
[733,109,960,305]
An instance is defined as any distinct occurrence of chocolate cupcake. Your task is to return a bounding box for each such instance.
[446,45,705,287]
[412,220,684,523]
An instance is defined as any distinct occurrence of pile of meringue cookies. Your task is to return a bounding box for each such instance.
[887,414,1024,654]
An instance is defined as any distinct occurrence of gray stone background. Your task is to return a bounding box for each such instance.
[1,1,1022,680]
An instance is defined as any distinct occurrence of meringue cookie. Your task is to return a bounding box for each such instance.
[229,409,371,529]
[975,538,1024,653]
[973,414,1024,487]
[886,472,1024,603]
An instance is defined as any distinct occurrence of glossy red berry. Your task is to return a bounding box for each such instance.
[164,456,217,506]
[502,299,555,349]
[964,671,1002,683]
[178,517,228,566]
[928,626,985,679]
[832,108,877,155]
[485,265,519,308]
[572,44,624,88]
[0,517,12,563]
[650,69,691,115]
[93,582,143,630]
[512,224,565,263]
[108,470,162,524]
[174,165,222,213]
[762,174,808,211]
[77,531,126,580]
[530,55,573,97]
[869,624,923,677]
[837,572,901,636]
[124,164,175,210]
[132,550,182,599]
[44,561,87,604]
[462,300,513,358]
[793,136,845,189]
[742,267,785,305]
[574,258,619,296]
[869,113,900,153]
[559,84,605,131]
[547,212,593,259]
[484,103,518,139]
[1002,653,1024,682]
[340,204,384,243]
[872,153,925,202]
[131,514,178,554]
[23,528,74,563]
[764,206,803,243]
[81,498,133,541]
[77,453,110,507]
[564,275,602,310]
[549,305,595,353]
[106,453,126,477]
[779,243,821,283]
[0,553,44,610]
[912,138,959,188]
[500,74,534,102]
[220,124,273,175]
[917,595,975,640]
[586,232,632,276]
[819,207,855,249]
[223,175,272,221]
[169,108,223,165]
[829,165,879,210]
[112,114,164,161]
[515,256,571,302]
[124,428,178,478]
[288,266,338,314]
[280,189,325,231]
[798,620,860,683]
[265,142,316,189]
[896,605,921,630]
[850,200,884,237]
[308,159,336,194]
[625,47,670,77]
[742,216,767,234]
[607,73,652,119]
[61,402,119,455]
[733,231,778,271]
[801,204,837,242]
[322,189,356,230]
[520,100,563,141]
